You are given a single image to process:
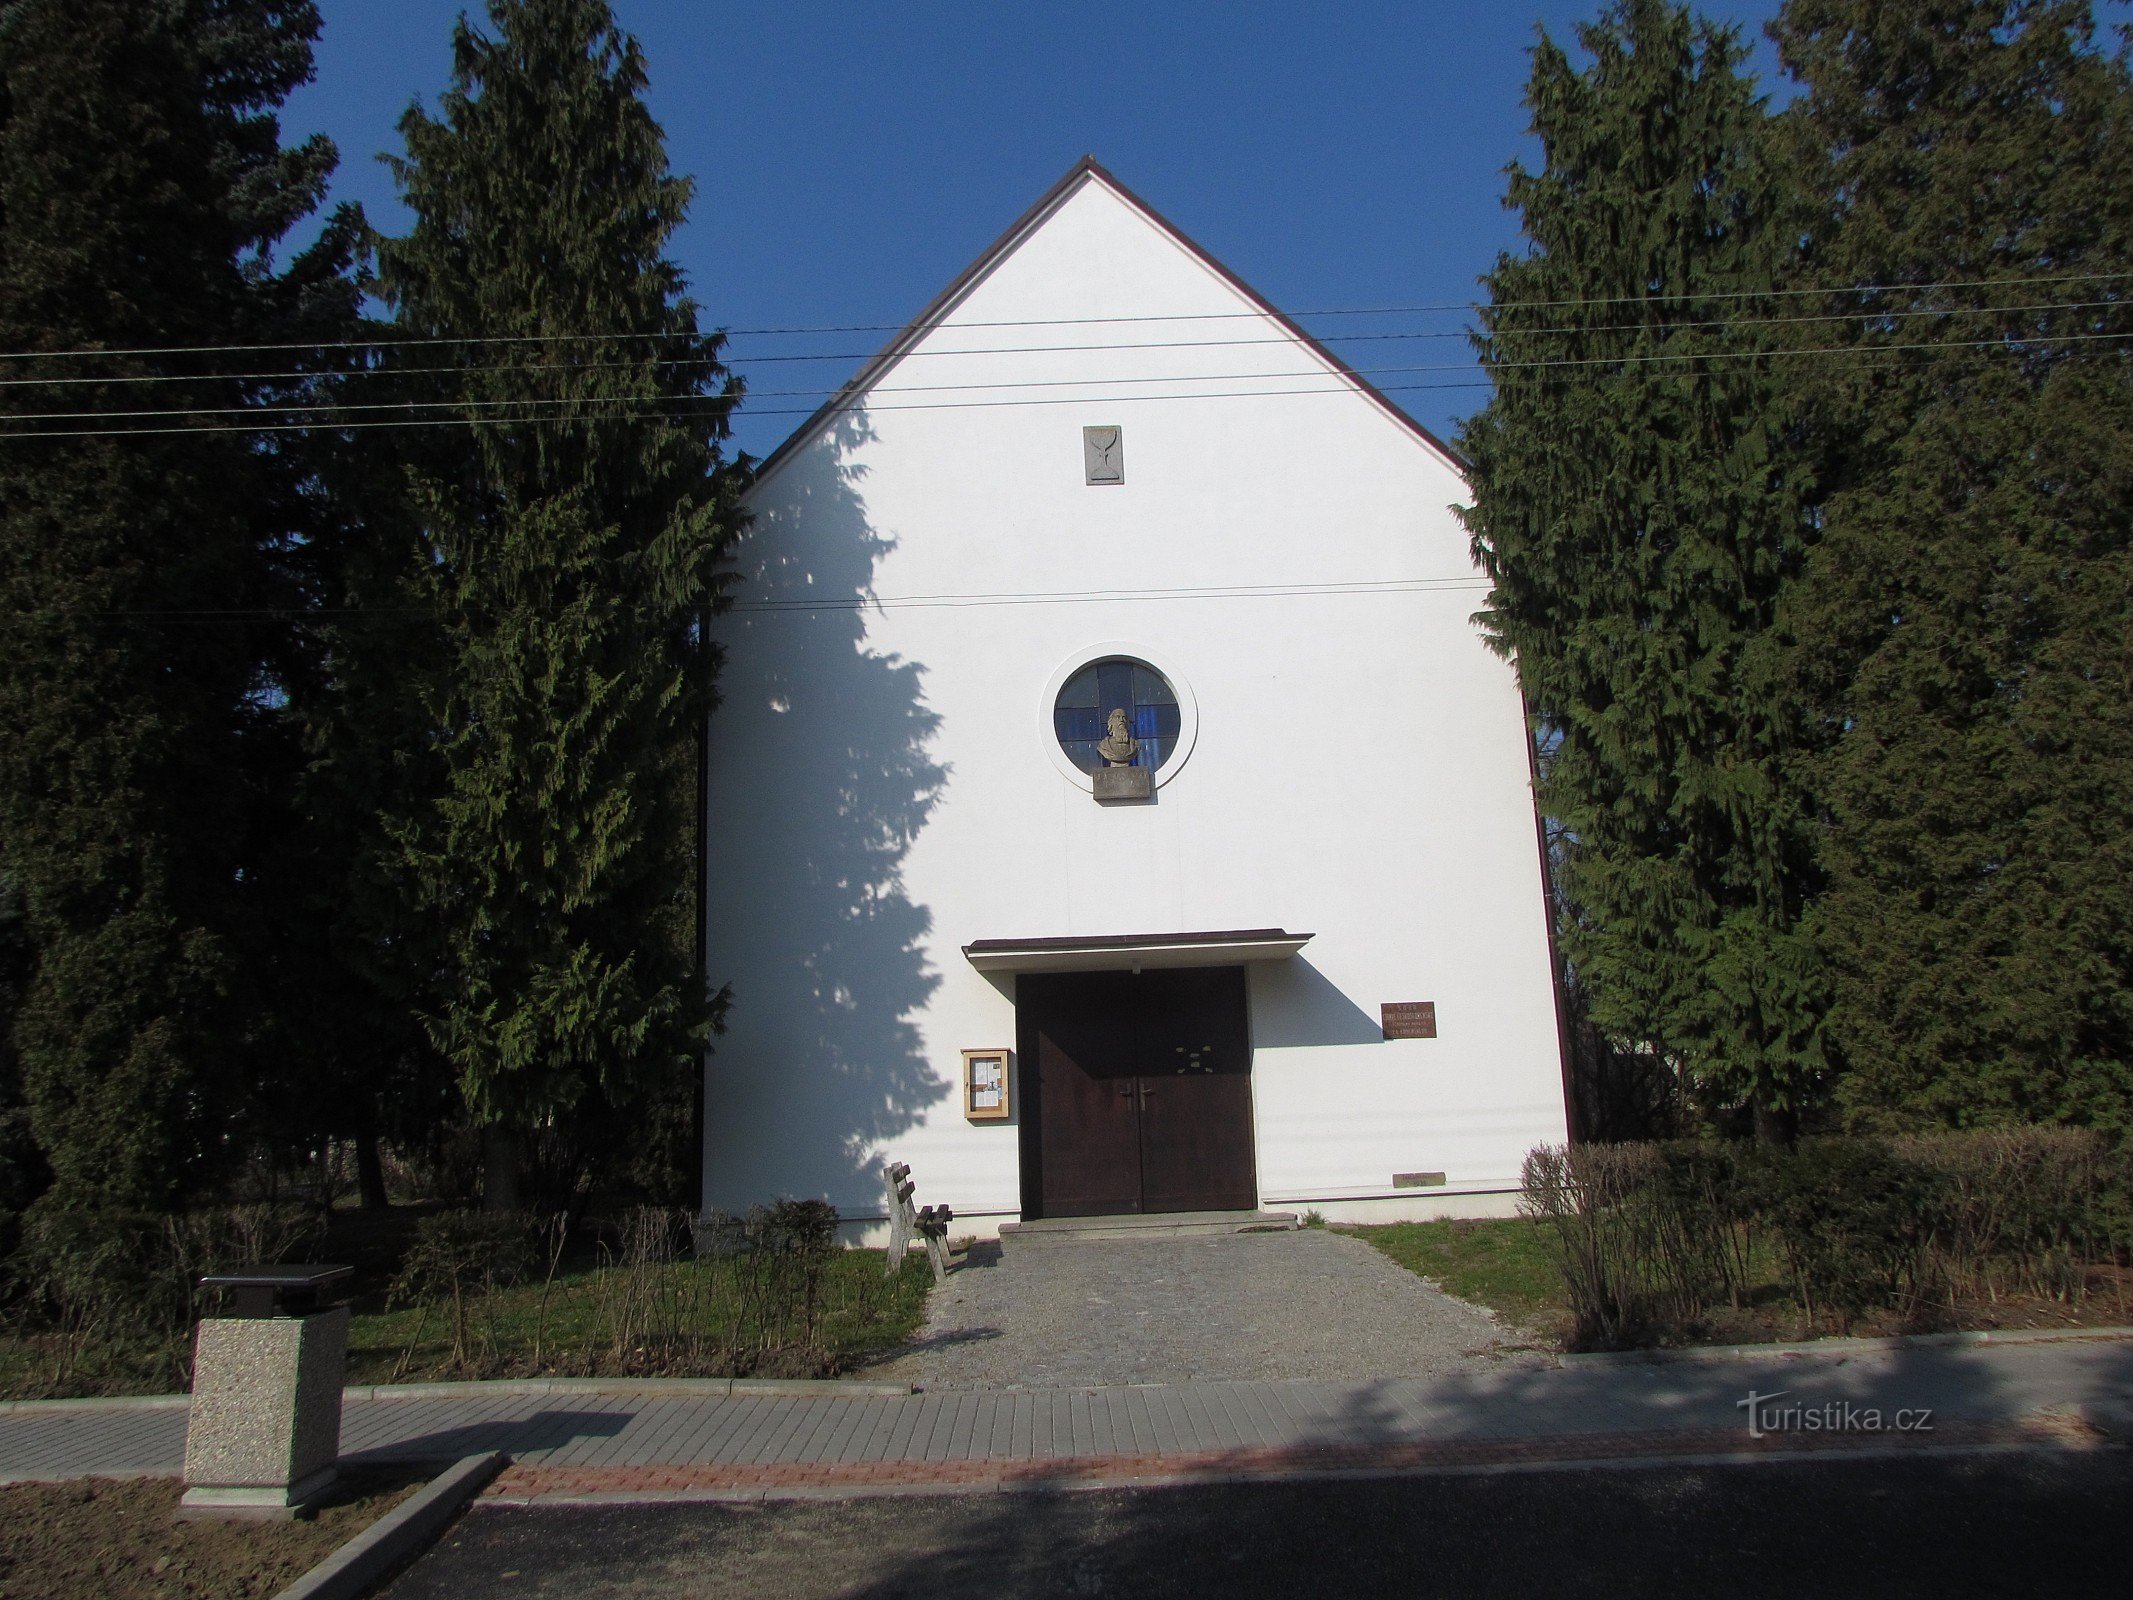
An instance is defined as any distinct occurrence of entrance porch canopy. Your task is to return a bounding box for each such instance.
[961,928,1313,974]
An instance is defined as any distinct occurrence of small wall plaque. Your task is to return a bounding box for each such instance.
[1093,766,1152,803]
[1083,425,1123,485]
[1381,1001,1437,1040]
[1393,1171,1448,1189]
[962,1049,1012,1122]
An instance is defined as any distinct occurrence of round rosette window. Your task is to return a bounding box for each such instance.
[1053,656,1182,774]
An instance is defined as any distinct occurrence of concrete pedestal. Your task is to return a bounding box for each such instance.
[179,1305,348,1518]
[1093,765,1152,802]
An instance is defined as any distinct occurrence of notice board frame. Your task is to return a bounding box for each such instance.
[962,1048,1014,1121]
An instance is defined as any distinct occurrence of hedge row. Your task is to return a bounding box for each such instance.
[1520,1129,2133,1349]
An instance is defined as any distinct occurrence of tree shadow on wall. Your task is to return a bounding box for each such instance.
[1248,957,1385,1048]
[703,410,949,1215]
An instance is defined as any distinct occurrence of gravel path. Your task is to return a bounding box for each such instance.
[868,1227,1529,1389]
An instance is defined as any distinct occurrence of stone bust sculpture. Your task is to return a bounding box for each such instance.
[1097,707,1139,767]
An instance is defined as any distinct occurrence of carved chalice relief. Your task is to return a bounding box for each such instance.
[1096,706,1139,767]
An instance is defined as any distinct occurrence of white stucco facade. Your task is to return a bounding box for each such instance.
[701,160,1568,1237]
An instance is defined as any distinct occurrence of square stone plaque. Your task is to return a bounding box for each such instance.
[1093,766,1152,802]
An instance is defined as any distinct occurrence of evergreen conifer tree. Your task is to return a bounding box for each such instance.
[1772,0,2133,1129]
[1461,0,1827,1127]
[373,0,744,1205]
[0,0,357,1209]
[0,851,44,1241]
[252,419,456,1210]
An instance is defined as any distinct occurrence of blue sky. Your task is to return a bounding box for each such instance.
[285,1,1793,460]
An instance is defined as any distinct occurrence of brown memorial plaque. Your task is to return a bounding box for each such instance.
[1381,1001,1437,1041]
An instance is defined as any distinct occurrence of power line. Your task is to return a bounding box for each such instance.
[735,270,2129,328]
[634,312,2133,368]
[5,297,2117,391]
[739,575,1494,612]
[6,575,1496,625]
[3,382,1497,438]
[0,271,2122,364]
[4,330,2122,435]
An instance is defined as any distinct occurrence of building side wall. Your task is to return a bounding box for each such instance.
[701,179,1567,1233]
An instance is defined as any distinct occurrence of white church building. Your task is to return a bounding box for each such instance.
[700,158,1569,1237]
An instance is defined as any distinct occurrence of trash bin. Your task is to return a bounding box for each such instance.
[179,1264,353,1519]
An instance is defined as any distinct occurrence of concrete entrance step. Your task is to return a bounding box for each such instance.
[1000,1210,1301,1244]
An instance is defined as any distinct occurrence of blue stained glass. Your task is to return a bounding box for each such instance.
[1055,668,1099,708]
[1053,657,1181,774]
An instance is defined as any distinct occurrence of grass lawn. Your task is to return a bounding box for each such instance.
[1340,1217,2133,1352]
[0,1250,933,1400]
[344,1250,933,1385]
[0,1469,424,1600]
[1336,1218,1569,1343]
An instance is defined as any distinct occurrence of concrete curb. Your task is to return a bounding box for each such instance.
[6,1327,2122,1406]
[1559,1325,2133,1368]
[270,1452,505,1600]
[0,1394,192,1417]
[0,1375,912,1416]
[343,1376,913,1400]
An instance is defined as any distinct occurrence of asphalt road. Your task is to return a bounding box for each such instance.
[384,1449,2131,1599]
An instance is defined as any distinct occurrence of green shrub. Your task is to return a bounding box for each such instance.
[719,1200,842,1371]
[753,1198,839,1257]
[374,1200,855,1382]
[1649,1141,1756,1313]
[574,1201,847,1378]
[2095,1145,2133,1262]
[1523,1140,1767,1349]
[4,1200,320,1395]
[1741,1139,1948,1323]
[1896,1127,2114,1303]
[1518,1132,2121,1345]
[388,1209,537,1373]
[1520,1142,1665,1349]
[12,1208,163,1341]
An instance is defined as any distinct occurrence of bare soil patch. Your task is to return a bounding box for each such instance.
[0,1469,423,1600]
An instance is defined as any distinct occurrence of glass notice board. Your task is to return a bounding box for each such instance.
[962,1049,1012,1122]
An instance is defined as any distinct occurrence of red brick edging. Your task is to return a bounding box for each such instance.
[485,1413,2108,1502]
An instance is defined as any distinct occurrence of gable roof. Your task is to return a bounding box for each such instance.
[748,156,1466,486]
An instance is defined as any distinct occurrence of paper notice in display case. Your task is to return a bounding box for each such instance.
[962,1049,1012,1121]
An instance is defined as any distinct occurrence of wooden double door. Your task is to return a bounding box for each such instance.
[1016,966,1256,1218]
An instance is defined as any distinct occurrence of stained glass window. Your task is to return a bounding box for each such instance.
[1053,657,1181,774]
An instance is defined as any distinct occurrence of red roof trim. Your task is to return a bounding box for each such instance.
[748,155,1468,487]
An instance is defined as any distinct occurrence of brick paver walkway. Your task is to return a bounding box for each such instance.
[871,1231,1511,1388]
[4,1334,2127,1496]
[485,1411,2106,1502]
